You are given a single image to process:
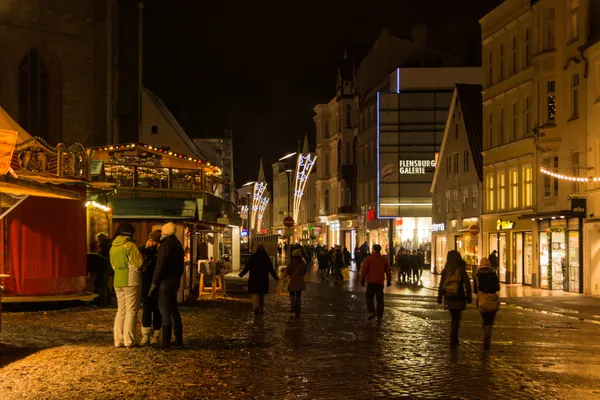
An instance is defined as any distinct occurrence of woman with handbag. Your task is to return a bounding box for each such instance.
[287,248,307,315]
[437,250,472,347]
[474,257,501,350]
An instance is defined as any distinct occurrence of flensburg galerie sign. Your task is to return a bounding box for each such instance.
[398,159,436,175]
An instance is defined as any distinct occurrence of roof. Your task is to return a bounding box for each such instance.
[0,106,32,143]
[456,84,483,181]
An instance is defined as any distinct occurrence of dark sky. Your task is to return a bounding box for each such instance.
[143,0,502,186]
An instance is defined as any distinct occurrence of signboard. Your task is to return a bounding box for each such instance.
[283,216,294,228]
[217,218,229,225]
[0,129,18,175]
[432,223,445,232]
[469,224,480,237]
[346,220,353,228]
[571,198,586,218]
[496,219,515,230]
[366,210,376,222]
[109,148,162,167]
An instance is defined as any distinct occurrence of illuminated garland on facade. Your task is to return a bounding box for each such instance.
[292,153,316,223]
[250,181,267,231]
[540,167,596,183]
[256,196,269,232]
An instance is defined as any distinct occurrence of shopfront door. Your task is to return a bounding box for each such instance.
[513,233,523,284]
[489,233,507,283]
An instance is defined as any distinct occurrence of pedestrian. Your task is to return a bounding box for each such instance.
[399,248,409,283]
[354,247,362,272]
[149,222,185,348]
[395,247,404,282]
[343,247,351,268]
[333,246,344,283]
[489,250,499,270]
[287,248,307,315]
[411,250,423,283]
[109,223,144,348]
[87,243,111,307]
[317,249,330,282]
[437,250,472,347]
[474,257,500,350]
[239,245,279,314]
[360,244,392,322]
[139,230,162,345]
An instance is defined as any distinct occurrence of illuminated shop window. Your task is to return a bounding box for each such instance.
[137,166,169,189]
[105,164,134,187]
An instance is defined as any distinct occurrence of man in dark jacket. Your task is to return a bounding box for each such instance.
[139,230,162,345]
[239,245,279,314]
[149,222,185,348]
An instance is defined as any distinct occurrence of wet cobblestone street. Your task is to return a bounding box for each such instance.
[1,268,600,399]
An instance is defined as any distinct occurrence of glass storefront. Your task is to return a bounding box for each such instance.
[539,218,581,291]
[489,232,507,283]
[512,232,533,285]
[456,233,478,274]
[434,235,447,274]
[394,217,432,265]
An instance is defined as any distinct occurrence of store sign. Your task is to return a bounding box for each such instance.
[398,159,436,175]
[571,198,586,217]
[496,219,515,230]
[432,223,445,232]
[346,220,353,228]
[259,229,269,235]
[366,210,376,222]
[109,148,162,167]
[240,230,248,237]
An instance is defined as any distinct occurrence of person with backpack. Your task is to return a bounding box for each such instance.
[437,250,472,347]
[474,257,500,350]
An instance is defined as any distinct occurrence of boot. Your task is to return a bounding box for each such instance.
[173,323,183,348]
[141,327,152,346]
[154,325,172,349]
[150,328,161,345]
[483,325,492,350]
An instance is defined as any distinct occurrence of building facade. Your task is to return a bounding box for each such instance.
[431,84,484,275]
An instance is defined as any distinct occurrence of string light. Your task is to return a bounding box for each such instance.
[540,167,596,182]
[85,201,111,212]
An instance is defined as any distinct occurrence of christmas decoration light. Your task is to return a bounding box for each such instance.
[292,153,316,222]
[540,167,595,183]
[85,201,111,212]
[250,181,267,231]
[256,196,270,232]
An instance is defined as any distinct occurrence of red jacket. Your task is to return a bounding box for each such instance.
[360,253,392,284]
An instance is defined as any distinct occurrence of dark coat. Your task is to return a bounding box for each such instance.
[438,266,472,310]
[287,256,307,291]
[139,245,158,296]
[489,252,499,269]
[240,249,278,295]
[474,266,500,294]
[152,234,185,288]
[343,249,351,267]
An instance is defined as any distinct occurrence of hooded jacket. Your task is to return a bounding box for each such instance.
[152,233,184,286]
[109,235,144,288]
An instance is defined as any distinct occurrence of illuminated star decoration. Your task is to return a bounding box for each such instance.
[292,153,317,223]
[256,196,270,232]
[250,181,267,231]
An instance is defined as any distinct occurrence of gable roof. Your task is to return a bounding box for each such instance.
[456,84,483,181]
[430,84,483,193]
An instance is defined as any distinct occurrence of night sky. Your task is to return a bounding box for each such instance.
[143,0,502,186]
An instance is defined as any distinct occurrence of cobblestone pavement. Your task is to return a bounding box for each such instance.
[1,267,600,400]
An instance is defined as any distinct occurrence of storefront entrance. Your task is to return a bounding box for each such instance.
[489,232,507,283]
[512,232,533,285]
[539,218,581,292]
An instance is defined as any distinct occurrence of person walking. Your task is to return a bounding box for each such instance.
[149,222,185,348]
[239,245,279,314]
[317,248,330,282]
[287,248,307,315]
[354,247,363,272]
[360,244,392,322]
[109,223,144,348]
[343,247,351,268]
[437,250,472,347]
[139,230,162,345]
[474,257,501,350]
[411,250,423,283]
[333,246,344,283]
[489,250,499,270]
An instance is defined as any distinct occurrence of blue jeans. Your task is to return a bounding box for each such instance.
[158,282,182,339]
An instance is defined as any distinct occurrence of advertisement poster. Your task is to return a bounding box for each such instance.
[0,129,18,175]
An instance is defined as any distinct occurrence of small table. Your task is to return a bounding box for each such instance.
[0,274,10,333]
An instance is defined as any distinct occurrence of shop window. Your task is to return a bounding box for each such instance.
[543,156,558,198]
[497,171,506,210]
[105,164,134,187]
[137,166,169,189]
[463,150,469,173]
[547,80,556,123]
[569,0,579,41]
[172,169,201,190]
[509,169,519,209]
[486,174,495,212]
[522,165,533,207]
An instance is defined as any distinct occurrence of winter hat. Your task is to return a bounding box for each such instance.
[162,222,176,236]
[148,230,162,242]
[479,257,490,266]
[119,223,135,237]
[292,249,302,257]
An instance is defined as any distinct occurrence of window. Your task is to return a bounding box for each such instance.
[512,102,518,140]
[447,155,452,178]
[547,80,556,123]
[445,190,450,213]
[150,125,158,134]
[543,156,559,197]
[488,50,493,86]
[345,104,351,128]
[452,189,459,212]
[499,45,504,80]
[488,112,493,148]
[487,175,495,212]
[137,167,169,189]
[472,184,478,209]
[172,169,201,190]
[453,153,459,175]
[463,149,469,173]
[523,165,532,207]
[572,73,580,118]
[498,171,506,210]
[543,8,555,50]
[524,97,532,137]
[512,36,517,74]
[570,0,580,41]
[524,28,531,66]
[509,169,519,209]
[105,164,134,187]
[19,50,53,142]
[462,187,469,211]
[499,108,504,145]
[572,151,580,193]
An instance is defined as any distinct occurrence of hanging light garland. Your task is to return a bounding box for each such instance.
[539,167,597,183]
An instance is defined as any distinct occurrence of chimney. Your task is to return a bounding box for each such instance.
[411,23,428,52]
